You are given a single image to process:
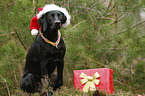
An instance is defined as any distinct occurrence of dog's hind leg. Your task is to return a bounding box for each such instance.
[20,73,41,93]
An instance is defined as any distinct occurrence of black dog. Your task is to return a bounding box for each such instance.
[20,10,67,94]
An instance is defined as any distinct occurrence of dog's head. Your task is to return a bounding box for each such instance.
[38,11,66,31]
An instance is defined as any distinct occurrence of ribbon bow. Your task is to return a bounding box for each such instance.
[80,72,100,92]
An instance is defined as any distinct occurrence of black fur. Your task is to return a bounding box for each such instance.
[20,11,66,94]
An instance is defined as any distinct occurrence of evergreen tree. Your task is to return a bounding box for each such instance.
[0,0,145,95]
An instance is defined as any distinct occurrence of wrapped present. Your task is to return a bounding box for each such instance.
[73,68,114,94]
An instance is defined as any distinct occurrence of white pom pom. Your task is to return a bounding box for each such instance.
[31,29,38,35]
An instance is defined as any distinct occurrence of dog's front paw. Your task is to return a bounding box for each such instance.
[40,91,53,96]
[53,80,63,91]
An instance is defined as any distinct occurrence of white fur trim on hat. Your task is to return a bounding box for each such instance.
[37,4,71,27]
[31,29,38,35]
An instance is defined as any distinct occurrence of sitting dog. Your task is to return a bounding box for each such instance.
[20,4,70,95]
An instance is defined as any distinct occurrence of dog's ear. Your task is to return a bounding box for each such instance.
[38,14,47,32]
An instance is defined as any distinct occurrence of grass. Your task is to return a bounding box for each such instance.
[5,85,144,96]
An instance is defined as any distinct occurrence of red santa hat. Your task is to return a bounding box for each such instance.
[30,4,71,35]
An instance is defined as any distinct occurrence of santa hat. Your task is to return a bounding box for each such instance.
[30,4,71,35]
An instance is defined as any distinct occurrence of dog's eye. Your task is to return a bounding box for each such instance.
[59,16,62,19]
[49,16,52,19]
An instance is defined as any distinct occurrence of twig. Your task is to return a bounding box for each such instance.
[107,0,113,8]
[73,6,97,11]
[63,24,85,45]
[13,90,26,96]
[90,0,106,8]
[14,72,18,86]
[117,14,127,21]
[0,32,15,37]
[96,17,114,20]
[0,34,8,36]
[71,20,88,30]
[51,0,54,4]
[33,0,37,16]
[67,0,70,11]
[106,47,128,50]
[114,79,123,84]
[83,56,107,67]
[18,63,23,77]
[108,13,132,25]
[96,61,108,67]
[118,20,145,34]
[33,0,35,13]
[0,75,11,96]
[14,29,28,51]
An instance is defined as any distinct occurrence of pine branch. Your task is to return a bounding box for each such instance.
[71,20,88,30]
[118,20,145,34]
[14,29,28,51]
[0,75,11,96]
[0,32,15,37]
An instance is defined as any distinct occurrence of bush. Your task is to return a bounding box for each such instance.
[0,40,26,96]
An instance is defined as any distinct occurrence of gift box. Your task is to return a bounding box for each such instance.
[73,68,114,94]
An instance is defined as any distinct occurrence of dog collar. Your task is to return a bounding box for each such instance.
[39,30,61,48]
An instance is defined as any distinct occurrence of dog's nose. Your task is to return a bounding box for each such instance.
[55,21,61,25]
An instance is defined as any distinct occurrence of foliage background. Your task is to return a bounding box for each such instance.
[0,0,145,95]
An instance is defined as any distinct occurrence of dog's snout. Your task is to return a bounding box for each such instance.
[55,21,61,25]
